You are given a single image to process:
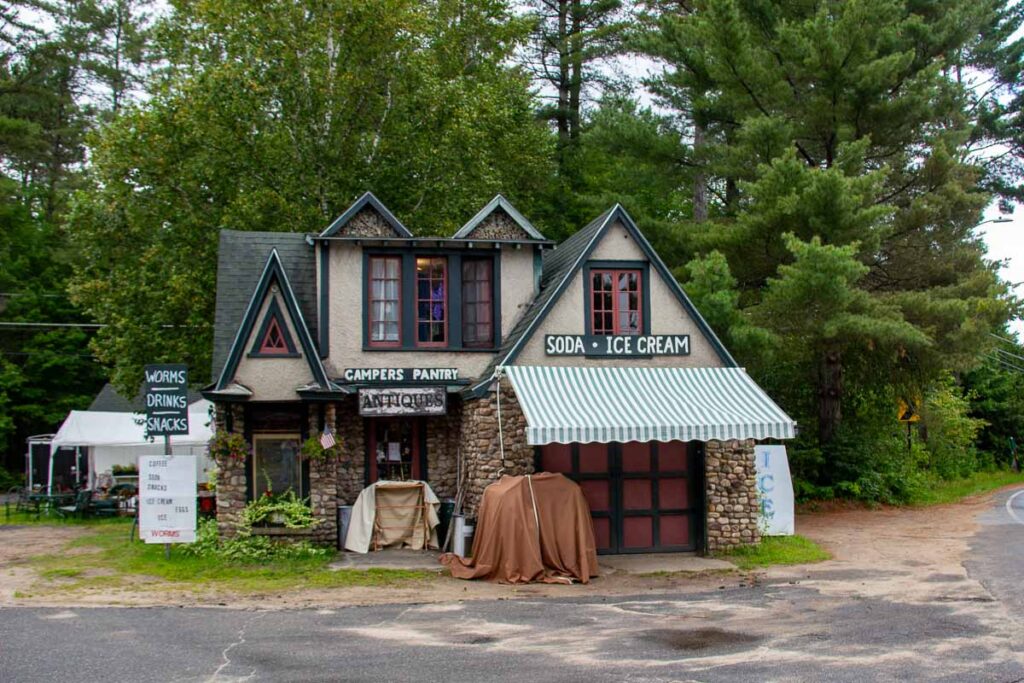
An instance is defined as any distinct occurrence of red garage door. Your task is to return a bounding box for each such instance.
[539,441,702,554]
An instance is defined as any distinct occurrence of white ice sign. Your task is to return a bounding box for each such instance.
[139,455,197,544]
[754,445,795,536]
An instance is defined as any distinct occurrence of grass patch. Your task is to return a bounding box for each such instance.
[22,521,432,597]
[1,508,130,526]
[717,535,830,570]
[908,469,1024,507]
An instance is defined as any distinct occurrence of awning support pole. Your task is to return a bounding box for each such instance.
[494,367,506,473]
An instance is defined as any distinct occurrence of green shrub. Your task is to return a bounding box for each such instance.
[182,518,330,563]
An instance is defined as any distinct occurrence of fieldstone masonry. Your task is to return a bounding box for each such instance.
[215,403,248,538]
[460,379,532,515]
[704,438,760,552]
[469,209,533,241]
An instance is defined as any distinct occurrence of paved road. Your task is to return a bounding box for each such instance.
[2,490,1024,682]
[966,487,1024,618]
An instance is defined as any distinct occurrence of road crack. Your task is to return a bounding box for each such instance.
[207,611,266,682]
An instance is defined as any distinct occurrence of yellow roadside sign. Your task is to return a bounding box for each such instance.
[898,399,920,423]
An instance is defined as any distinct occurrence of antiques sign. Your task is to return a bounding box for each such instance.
[139,455,197,544]
[545,334,691,357]
[359,386,447,417]
[144,364,190,436]
[341,368,459,383]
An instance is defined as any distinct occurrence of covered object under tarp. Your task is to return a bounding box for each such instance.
[441,473,599,584]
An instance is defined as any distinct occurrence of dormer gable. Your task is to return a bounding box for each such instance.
[453,195,546,241]
[319,191,412,239]
[214,249,329,392]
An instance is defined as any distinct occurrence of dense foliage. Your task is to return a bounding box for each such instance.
[2,0,1022,502]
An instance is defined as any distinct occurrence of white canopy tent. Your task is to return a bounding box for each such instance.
[48,400,215,492]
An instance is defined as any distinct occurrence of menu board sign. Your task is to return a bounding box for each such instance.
[139,455,196,544]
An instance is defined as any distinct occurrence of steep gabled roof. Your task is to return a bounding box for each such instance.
[211,231,317,381]
[453,194,547,241]
[214,249,329,391]
[319,191,412,238]
[469,205,738,395]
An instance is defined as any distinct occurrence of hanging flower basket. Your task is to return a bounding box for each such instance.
[300,435,341,462]
[207,432,250,465]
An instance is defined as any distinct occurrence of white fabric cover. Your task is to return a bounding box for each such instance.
[50,400,213,449]
[345,480,441,554]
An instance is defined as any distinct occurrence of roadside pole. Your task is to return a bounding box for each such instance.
[164,434,171,560]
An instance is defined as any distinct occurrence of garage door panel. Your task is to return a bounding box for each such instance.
[622,479,652,510]
[578,443,609,473]
[540,443,572,473]
[621,442,651,472]
[659,515,690,547]
[659,442,688,472]
[658,478,688,510]
[580,480,611,513]
[539,442,700,554]
[622,516,654,549]
[592,517,612,552]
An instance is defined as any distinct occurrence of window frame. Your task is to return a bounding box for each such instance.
[252,433,303,498]
[247,298,300,358]
[414,255,449,348]
[367,255,403,348]
[461,257,495,348]
[362,249,501,352]
[584,261,651,337]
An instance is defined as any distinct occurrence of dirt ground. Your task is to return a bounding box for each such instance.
[0,488,1004,610]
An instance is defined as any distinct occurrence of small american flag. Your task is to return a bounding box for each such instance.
[319,426,337,449]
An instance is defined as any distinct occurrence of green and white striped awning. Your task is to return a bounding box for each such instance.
[502,365,796,445]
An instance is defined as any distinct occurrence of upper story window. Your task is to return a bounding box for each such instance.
[416,257,447,346]
[369,256,401,346]
[462,258,493,347]
[591,269,642,335]
[363,251,500,351]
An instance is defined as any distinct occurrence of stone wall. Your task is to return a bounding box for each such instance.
[460,378,533,515]
[425,396,462,500]
[336,207,396,237]
[336,396,366,504]
[704,439,760,552]
[306,403,339,545]
[215,403,248,538]
[469,209,532,241]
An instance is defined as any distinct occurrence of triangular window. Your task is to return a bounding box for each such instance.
[249,298,297,357]
[260,317,288,353]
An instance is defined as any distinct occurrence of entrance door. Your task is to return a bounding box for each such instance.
[539,441,702,553]
[367,419,424,482]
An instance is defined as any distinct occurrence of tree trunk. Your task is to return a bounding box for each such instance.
[692,120,707,222]
[818,347,843,445]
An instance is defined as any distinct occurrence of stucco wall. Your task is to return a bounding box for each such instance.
[516,221,727,368]
[323,243,537,381]
[231,291,315,400]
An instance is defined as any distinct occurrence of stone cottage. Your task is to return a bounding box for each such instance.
[203,192,796,553]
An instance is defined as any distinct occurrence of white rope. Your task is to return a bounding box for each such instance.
[495,366,506,472]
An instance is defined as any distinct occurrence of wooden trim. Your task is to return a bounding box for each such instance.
[367,255,403,348]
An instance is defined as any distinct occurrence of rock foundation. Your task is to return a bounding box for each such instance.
[704,439,760,552]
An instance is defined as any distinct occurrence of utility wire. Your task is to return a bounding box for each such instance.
[995,347,1024,364]
[989,332,1021,347]
[0,322,104,329]
[985,353,1024,373]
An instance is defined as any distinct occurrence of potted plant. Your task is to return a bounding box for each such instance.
[207,432,250,465]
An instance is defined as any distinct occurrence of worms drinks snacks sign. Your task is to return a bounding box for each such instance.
[139,455,197,543]
[144,363,190,436]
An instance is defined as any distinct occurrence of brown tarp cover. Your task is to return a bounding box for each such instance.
[440,472,599,584]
